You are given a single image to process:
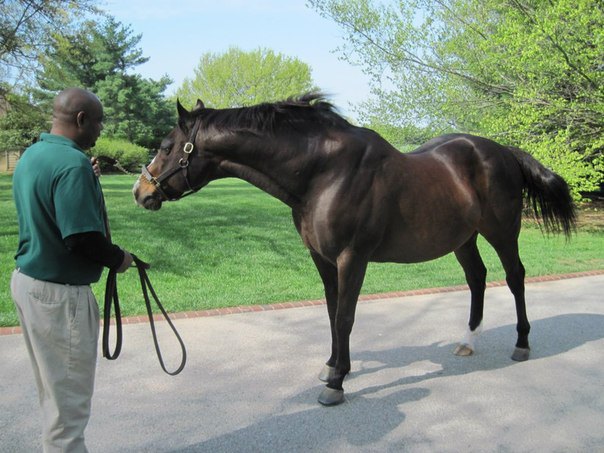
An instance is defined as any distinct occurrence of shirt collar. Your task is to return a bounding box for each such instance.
[40,133,85,153]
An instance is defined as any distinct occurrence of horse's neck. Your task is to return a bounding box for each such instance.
[213,136,307,208]
[219,159,300,207]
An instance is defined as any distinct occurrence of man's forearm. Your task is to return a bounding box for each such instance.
[64,231,125,269]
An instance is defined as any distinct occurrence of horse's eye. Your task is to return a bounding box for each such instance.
[160,139,174,154]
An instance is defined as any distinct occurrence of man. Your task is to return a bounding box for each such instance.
[11,88,133,452]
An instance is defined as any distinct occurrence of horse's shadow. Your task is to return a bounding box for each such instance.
[168,313,604,452]
[346,312,604,399]
[168,386,430,452]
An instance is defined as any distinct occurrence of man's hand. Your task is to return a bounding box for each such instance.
[90,157,101,178]
[116,250,134,273]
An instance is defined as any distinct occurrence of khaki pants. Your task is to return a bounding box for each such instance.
[11,270,100,453]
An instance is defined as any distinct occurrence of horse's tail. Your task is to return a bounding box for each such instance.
[508,146,577,238]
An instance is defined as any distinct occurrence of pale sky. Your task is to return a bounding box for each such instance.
[102,0,373,119]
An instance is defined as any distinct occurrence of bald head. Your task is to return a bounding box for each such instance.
[53,88,101,119]
[51,88,104,150]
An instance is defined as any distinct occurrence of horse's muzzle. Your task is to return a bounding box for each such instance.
[133,179,163,211]
[140,194,163,211]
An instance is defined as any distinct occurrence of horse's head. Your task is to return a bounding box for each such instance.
[133,99,220,210]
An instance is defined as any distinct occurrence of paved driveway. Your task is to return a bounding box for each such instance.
[1,274,603,452]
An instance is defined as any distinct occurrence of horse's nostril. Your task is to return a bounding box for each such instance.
[142,194,162,211]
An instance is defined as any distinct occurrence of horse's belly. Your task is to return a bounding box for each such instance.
[371,211,479,263]
[371,238,465,263]
[372,233,472,263]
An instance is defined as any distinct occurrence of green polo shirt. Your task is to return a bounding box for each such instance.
[13,133,107,285]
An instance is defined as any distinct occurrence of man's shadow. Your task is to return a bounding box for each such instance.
[169,313,604,452]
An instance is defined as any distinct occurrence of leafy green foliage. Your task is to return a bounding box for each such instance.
[94,74,175,149]
[91,137,149,172]
[0,1,99,150]
[363,121,439,152]
[175,47,319,108]
[0,0,99,94]
[309,0,604,198]
[0,87,47,150]
[35,17,175,149]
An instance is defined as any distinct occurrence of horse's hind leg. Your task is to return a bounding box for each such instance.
[453,233,487,356]
[488,238,530,361]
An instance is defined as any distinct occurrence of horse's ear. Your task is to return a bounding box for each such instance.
[176,99,189,119]
[195,99,205,110]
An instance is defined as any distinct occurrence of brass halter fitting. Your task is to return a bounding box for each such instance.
[183,142,194,153]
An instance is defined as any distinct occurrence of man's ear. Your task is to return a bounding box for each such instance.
[76,111,86,127]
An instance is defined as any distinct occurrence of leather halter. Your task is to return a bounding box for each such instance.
[141,117,203,201]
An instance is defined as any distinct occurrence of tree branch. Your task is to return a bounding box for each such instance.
[334,12,513,96]
[508,0,598,90]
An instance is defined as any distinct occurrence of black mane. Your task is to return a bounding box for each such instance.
[197,93,352,134]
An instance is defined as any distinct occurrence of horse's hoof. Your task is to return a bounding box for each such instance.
[454,344,474,356]
[511,347,530,362]
[318,387,345,406]
[318,364,336,382]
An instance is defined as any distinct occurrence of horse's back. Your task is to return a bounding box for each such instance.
[368,133,525,262]
[406,133,524,194]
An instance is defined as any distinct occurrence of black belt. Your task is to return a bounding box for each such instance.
[102,254,187,376]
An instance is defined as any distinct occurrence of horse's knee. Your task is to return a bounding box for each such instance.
[335,314,355,335]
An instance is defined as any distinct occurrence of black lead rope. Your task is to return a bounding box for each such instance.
[102,255,187,376]
[96,155,186,375]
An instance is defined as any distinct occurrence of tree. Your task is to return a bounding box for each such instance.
[0,0,98,98]
[309,0,604,198]
[35,17,175,148]
[0,1,101,152]
[176,47,318,108]
[0,87,47,151]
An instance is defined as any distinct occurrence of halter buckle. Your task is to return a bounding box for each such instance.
[183,142,194,154]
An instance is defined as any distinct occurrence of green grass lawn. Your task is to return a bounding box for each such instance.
[2,174,603,327]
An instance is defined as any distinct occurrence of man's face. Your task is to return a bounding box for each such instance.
[79,104,104,150]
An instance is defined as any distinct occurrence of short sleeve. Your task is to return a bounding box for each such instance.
[54,165,106,239]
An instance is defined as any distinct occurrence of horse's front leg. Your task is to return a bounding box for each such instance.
[309,252,339,382]
[318,250,368,406]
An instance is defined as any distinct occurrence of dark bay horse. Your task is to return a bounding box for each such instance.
[133,94,576,405]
